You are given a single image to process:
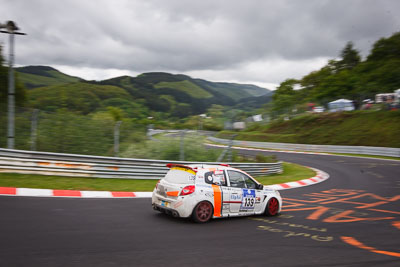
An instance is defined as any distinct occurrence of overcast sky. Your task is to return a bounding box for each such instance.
[1,0,399,90]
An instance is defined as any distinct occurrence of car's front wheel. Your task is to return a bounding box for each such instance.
[265,197,279,216]
[192,201,213,223]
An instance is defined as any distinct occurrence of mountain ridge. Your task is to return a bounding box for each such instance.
[17,65,273,118]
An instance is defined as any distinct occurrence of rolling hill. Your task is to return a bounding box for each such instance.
[16,66,82,89]
[17,66,272,117]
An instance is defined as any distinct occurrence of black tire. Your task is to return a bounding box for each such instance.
[192,201,213,223]
[265,197,279,216]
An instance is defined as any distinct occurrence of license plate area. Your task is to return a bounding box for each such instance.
[160,200,170,207]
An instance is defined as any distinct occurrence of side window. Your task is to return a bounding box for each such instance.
[227,171,246,188]
[228,171,257,189]
[243,174,257,189]
[204,170,227,186]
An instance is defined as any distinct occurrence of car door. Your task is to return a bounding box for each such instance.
[226,170,246,213]
[227,170,263,214]
[242,173,264,213]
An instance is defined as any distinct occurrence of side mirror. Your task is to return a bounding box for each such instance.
[257,184,264,190]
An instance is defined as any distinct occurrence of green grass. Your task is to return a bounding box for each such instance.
[18,71,80,88]
[0,173,159,192]
[255,162,315,185]
[0,163,313,191]
[155,80,213,99]
[217,110,400,148]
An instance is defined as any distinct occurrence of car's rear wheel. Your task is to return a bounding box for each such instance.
[265,197,279,216]
[192,201,213,223]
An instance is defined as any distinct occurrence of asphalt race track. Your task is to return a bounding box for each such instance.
[1,150,399,266]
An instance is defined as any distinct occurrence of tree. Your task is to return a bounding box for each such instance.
[367,32,400,62]
[107,106,124,121]
[271,79,299,114]
[336,42,361,70]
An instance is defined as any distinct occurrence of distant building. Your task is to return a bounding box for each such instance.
[233,122,246,130]
[246,114,263,123]
[252,114,263,122]
[224,121,233,130]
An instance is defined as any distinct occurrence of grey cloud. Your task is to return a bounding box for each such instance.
[1,0,399,78]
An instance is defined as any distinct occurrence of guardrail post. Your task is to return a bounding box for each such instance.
[147,124,153,140]
[114,121,122,157]
[217,134,237,162]
[30,109,39,151]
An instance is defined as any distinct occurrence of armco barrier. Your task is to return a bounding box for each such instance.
[0,148,282,179]
[208,137,400,158]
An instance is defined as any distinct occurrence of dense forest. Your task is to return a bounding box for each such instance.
[268,32,400,116]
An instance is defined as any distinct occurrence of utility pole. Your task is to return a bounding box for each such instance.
[0,21,26,149]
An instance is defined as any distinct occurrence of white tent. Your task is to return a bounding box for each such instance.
[328,99,355,112]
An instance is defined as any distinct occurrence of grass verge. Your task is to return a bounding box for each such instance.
[0,162,314,192]
[255,162,316,185]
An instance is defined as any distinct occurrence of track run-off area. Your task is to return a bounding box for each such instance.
[0,148,399,266]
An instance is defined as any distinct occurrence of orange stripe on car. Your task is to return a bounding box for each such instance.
[166,191,180,197]
[212,184,222,217]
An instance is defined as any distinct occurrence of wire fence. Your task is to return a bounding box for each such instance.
[0,107,145,156]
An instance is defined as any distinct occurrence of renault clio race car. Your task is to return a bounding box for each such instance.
[152,163,282,223]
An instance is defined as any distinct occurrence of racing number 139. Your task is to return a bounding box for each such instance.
[244,197,255,207]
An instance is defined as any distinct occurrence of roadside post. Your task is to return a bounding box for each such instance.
[0,21,26,149]
[114,121,122,157]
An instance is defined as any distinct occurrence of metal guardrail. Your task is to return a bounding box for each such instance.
[208,137,400,158]
[0,148,282,179]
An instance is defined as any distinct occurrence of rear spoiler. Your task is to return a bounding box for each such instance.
[166,163,198,173]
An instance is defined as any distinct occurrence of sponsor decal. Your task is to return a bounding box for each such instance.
[230,194,241,201]
[174,201,183,209]
[205,192,214,198]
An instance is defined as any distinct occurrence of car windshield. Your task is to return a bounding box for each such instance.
[164,169,196,184]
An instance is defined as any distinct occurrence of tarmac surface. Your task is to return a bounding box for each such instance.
[0,149,399,266]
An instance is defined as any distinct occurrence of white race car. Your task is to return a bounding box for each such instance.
[152,163,282,223]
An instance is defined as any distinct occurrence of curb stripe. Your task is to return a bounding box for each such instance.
[0,187,16,195]
[111,192,136,197]
[0,167,329,198]
[297,181,307,186]
[53,190,82,197]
